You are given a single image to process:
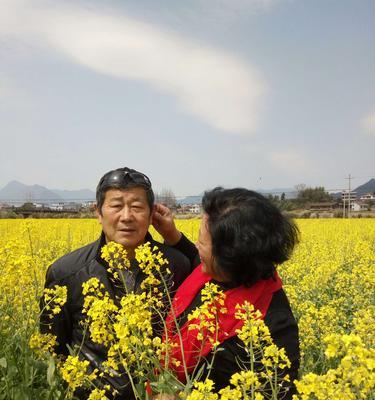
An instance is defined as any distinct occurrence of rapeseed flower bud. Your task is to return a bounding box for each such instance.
[42,285,67,319]
[188,283,227,347]
[186,379,218,400]
[88,388,109,400]
[29,332,58,356]
[59,355,94,391]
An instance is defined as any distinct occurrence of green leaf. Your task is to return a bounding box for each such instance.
[150,370,185,395]
[47,358,56,386]
[0,358,6,369]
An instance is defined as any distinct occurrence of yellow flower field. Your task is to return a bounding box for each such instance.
[0,218,374,399]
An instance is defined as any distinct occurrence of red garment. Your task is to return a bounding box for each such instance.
[164,264,282,382]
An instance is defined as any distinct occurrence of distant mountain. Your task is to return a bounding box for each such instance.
[0,181,95,204]
[354,178,375,197]
[51,189,95,201]
[0,181,62,204]
[178,195,203,205]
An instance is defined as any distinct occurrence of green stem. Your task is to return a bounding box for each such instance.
[157,268,190,385]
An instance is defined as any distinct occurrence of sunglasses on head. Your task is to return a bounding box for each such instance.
[99,170,151,189]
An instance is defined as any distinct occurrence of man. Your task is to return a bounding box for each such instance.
[40,167,191,397]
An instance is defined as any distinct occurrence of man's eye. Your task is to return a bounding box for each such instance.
[111,204,122,208]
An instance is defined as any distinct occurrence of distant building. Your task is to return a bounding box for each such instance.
[176,204,202,215]
[50,203,64,211]
[176,205,189,214]
[341,190,357,201]
[82,201,96,208]
[189,204,201,214]
[63,202,82,211]
[350,201,369,212]
[360,193,375,201]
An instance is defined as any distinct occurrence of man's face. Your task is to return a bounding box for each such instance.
[97,187,152,257]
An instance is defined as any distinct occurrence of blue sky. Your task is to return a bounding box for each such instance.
[0,0,374,197]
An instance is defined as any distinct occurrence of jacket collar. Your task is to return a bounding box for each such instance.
[94,231,155,263]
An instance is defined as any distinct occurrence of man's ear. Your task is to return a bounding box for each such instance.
[94,203,102,222]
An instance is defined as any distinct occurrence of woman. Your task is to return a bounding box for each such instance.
[153,187,300,399]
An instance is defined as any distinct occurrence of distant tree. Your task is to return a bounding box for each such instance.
[0,210,19,219]
[266,193,296,212]
[296,186,332,205]
[280,200,295,211]
[19,202,36,211]
[267,194,279,205]
[155,188,177,210]
[294,183,307,194]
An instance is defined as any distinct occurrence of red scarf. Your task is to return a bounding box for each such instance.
[164,264,282,382]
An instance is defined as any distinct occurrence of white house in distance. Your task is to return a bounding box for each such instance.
[82,201,96,208]
[176,203,202,215]
[350,201,369,212]
[360,193,375,201]
[189,204,201,214]
[50,202,64,211]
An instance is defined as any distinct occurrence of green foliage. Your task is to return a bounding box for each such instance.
[19,202,37,211]
[267,194,297,211]
[0,328,65,399]
[296,186,332,205]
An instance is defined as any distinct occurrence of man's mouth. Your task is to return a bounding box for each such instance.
[118,228,136,233]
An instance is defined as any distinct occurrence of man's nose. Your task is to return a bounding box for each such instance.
[120,206,134,220]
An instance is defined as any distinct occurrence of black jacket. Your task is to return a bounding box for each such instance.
[40,232,191,397]
[173,234,300,399]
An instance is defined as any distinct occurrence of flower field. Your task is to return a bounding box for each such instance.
[0,218,374,399]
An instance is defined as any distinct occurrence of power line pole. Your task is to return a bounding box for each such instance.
[344,174,353,219]
[348,174,351,219]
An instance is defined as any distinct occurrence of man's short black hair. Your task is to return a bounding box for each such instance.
[202,187,299,286]
[96,167,155,214]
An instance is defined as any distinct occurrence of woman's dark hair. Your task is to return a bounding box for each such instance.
[202,187,299,286]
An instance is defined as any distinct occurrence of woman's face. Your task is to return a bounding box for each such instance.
[196,214,214,276]
[196,214,227,281]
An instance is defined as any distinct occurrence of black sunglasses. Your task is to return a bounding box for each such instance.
[99,170,151,189]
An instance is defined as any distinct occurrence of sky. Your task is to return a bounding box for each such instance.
[0,0,374,197]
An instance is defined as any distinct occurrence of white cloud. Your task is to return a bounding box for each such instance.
[0,0,266,135]
[361,111,375,136]
[269,150,311,174]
